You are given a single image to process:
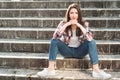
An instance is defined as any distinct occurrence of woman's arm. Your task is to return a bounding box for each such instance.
[76,22,93,41]
[53,20,71,39]
[76,22,87,34]
[59,22,71,35]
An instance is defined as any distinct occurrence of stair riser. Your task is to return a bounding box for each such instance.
[0,19,119,28]
[0,30,119,40]
[0,58,119,71]
[93,31,120,40]
[0,1,120,8]
[0,43,50,53]
[57,59,120,71]
[0,76,61,80]
[0,43,119,54]
[0,58,48,69]
[97,44,120,55]
[0,10,119,18]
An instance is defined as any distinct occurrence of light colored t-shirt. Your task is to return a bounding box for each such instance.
[68,30,80,47]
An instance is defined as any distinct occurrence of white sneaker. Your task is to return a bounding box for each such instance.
[37,68,55,76]
[92,71,111,79]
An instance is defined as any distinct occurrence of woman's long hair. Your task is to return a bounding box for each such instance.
[65,3,85,37]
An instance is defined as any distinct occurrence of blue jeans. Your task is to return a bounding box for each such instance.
[49,39,98,64]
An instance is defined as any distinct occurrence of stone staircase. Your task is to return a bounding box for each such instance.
[0,0,119,80]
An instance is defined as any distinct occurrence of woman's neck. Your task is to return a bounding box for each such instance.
[71,25,77,30]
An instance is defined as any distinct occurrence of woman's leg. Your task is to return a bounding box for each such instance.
[88,40,98,65]
[87,40,101,72]
[76,40,111,78]
[75,40,100,71]
[37,39,74,76]
[48,39,74,71]
[88,40,111,78]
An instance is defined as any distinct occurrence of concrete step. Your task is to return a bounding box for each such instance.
[0,52,119,70]
[0,8,119,18]
[0,18,119,28]
[0,1,119,9]
[0,28,119,41]
[0,68,119,80]
[0,39,119,54]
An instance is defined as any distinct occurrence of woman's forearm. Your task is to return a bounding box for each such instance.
[59,22,71,35]
[76,23,87,34]
[76,23,93,41]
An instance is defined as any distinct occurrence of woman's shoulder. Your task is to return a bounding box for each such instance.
[58,19,66,26]
[60,19,66,23]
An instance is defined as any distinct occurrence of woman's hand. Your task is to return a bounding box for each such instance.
[59,21,72,35]
[85,21,89,27]
[69,20,78,25]
[60,20,77,33]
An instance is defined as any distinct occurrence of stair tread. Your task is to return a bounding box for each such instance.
[0,39,119,44]
[0,68,119,80]
[0,0,119,2]
[0,27,119,31]
[0,52,119,60]
[0,8,119,10]
[0,17,120,20]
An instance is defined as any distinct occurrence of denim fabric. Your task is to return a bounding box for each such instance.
[49,39,98,64]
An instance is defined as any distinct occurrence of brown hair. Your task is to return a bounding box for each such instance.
[65,3,84,37]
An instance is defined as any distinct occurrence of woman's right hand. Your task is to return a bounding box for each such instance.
[69,20,78,25]
[59,20,77,34]
[64,21,71,27]
[59,21,71,35]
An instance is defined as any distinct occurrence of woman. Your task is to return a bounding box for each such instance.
[37,3,111,79]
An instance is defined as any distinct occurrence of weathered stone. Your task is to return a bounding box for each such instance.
[21,20,39,28]
[93,31,120,40]
[107,20,120,28]
[106,10,120,18]
[21,10,39,17]
[0,43,11,52]
[0,19,21,27]
[82,2,105,8]
[110,44,120,55]
[0,9,119,18]
[0,68,119,80]
[112,60,120,71]
[11,43,34,52]
[0,19,119,28]
[97,44,110,55]
[0,1,119,9]
[33,44,49,53]
[37,31,53,40]
[16,31,37,39]
[107,1,120,8]
[0,10,20,17]
[99,60,112,70]
[0,30,16,39]
[57,59,89,70]
[0,58,47,69]
[0,56,119,70]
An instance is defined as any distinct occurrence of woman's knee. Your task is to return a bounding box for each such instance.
[83,40,97,48]
[88,40,96,45]
[50,38,58,44]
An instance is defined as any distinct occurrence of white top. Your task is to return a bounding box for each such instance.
[68,30,80,47]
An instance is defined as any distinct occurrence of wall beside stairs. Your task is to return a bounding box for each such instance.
[0,0,119,80]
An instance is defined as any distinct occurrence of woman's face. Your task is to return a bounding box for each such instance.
[69,8,78,20]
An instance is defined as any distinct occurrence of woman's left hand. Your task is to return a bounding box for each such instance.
[69,20,78,25]
[85,21,89,27]
[75,22,83,28]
